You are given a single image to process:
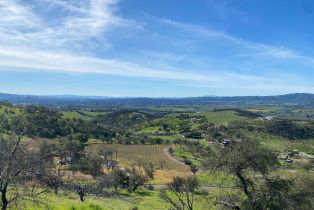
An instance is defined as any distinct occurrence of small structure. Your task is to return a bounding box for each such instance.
[278,153,295,163]
[286,159,293,163]
[278,154,289,160]
[222,139,232,147]
[256,116,274,121]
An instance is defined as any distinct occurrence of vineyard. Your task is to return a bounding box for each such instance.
[86,144,191,183]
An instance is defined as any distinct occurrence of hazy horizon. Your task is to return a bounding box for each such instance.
[0,91,312,98]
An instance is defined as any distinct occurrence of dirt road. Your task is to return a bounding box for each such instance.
[163,146,188,167]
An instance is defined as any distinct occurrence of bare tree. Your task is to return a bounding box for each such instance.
[64,178,111,202]
[134,157,146,171]
[157,160,166,170]
[144,162,155,179]
[160,176,199,210]
[0,135,54,210]
[0,112,58,210]
[126,167,148,192]
[36,142,63,195]
[99,149,117,173]
[189,164,199,175]
[37,173,63,195]
[63,182,96,202]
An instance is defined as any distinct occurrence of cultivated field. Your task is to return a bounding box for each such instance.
[86,144,191,183]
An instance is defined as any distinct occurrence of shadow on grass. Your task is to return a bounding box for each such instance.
[135,190,153,197]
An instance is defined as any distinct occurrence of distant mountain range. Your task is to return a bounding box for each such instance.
[1,92,314,109]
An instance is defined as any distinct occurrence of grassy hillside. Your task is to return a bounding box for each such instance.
[61,110,106,120]
[197,110,247,125]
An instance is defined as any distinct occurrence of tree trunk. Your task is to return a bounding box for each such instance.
[54,187,58,195]
[79,192,84,202]
[235,170,253,204]
[1,188,8,210]
[115,146,118,162]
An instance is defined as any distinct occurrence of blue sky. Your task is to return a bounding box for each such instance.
[0,0,314,97]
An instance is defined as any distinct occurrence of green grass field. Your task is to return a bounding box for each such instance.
[170,110,247,125]
[0,105,21,115]
[24,189,214,210]
[140,126,161,133]
[200,111,247,125]
[61,110,107,120]
[173,145,203,166]
[247,132,314,155]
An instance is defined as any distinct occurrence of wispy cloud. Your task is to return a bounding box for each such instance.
[0,45,256,83]
[158,18,304,60]
[47,0,132,42]
[39,0,89,13]
[0,0,42,31]
[0,0,136,48]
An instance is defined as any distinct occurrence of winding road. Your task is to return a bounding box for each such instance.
[163,146,188,167]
